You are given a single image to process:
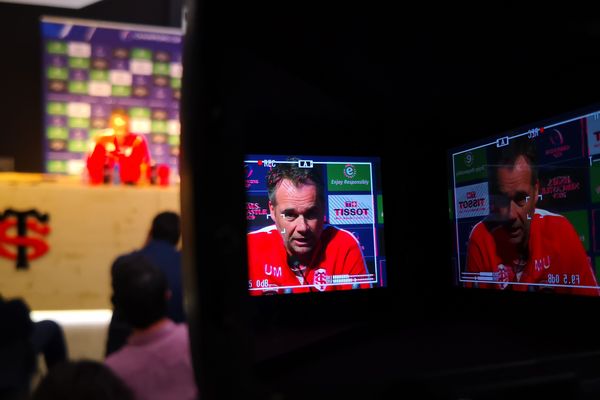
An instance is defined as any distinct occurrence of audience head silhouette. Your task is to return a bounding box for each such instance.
[112,253,168,329]
[31,360,133,400]
[149,211,180,246]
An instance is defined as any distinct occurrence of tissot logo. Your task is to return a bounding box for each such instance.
[335,199,369,216]
[458,198,485,209]
[461,191,484,208]
[456,182,489,219]
[334,207,369,216]
[328,195,374,225]
[0,209,51,269]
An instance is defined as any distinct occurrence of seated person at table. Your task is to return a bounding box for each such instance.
[86,108,151,185]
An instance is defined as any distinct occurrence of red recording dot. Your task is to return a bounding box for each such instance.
[540,127,544,133]
[257,160,263,166]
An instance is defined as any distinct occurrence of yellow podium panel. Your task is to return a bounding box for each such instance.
[0,173,179,310]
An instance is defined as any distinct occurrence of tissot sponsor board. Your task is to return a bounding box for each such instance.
[455,182,489,219]
[328,195,375,225]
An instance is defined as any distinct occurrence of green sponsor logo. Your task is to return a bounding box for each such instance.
[68,81,88,94]
[171,78,181,89]
[129,107,151,118]
[131,48,152,60]
[454,148,488,184]
[90,69,109,81]
[68,118,90,129]
[562,209,590,251]
[595,256,600,280]
[47,160,67,173]
[153,62,170,75]
[67,140,87,153]
[377,194,384,224]
[46,41,67,54]
[327,163,372,192]
[47,67,68,80]
[46,127,68,139]
[168,135,180,146]
[47,102,67,115]
[152,120,169,134]
[68,57,90,69]
[112,85,132,97]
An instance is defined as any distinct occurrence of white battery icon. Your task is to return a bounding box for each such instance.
[298,160,313,168]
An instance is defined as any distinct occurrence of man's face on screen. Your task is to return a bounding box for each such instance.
[495,155,539,248]
[270,179,324,261]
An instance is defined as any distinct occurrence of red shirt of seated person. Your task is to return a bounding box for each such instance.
[465,140,600,296]
[87,109,151,185]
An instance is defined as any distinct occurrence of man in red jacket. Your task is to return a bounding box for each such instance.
[465,140,599,296]
[247,160,370,295]
[86,108,151,185]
